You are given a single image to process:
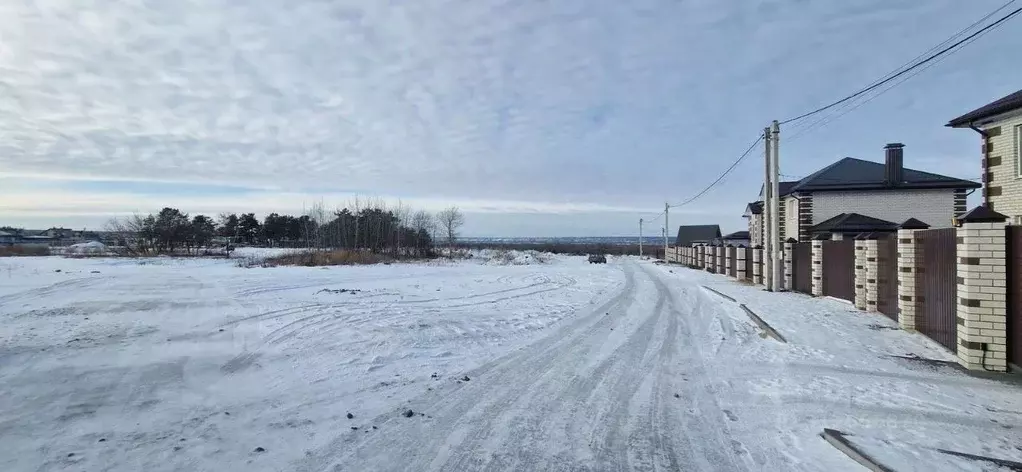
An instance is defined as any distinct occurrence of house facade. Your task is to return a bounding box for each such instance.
[947,89,1022,222]
[747,143,979,243]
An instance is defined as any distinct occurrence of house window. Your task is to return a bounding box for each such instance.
[1016,124,1022,178]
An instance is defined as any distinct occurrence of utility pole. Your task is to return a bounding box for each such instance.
[664,202,670,261]
[770,120,782,291]
[763,126,773,291]
[661,227,666,259]
[639,218,644,258]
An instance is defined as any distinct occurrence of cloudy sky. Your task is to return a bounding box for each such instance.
[1,0,1019,236]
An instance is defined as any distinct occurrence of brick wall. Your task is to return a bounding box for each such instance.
[956,221,1009,371]
[748,214,763,247]
[982,115,1022,219]
[813,189,958,229]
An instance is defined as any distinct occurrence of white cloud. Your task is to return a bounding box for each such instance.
[0,0,1017,234]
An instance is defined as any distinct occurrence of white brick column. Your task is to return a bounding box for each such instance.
[783,239,794,291]
[725,246,733,277]
[716,246,725,274]
[752,247,763,285]
[956,208,1009,372]
[699,245,707,269]
[863,238,880,312]
[736,247,748,280]
[854,236,868,310]
[897,220,929,331]
[811,237,824,296]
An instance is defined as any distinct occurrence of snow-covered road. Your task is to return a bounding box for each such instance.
[2,254,1020,471]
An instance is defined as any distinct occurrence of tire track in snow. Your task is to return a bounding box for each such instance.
[297,261,744,472]
[295,263,637,472]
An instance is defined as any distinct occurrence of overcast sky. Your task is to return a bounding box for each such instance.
[1,0,1018,236]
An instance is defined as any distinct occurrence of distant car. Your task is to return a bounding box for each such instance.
[588,254,607,264]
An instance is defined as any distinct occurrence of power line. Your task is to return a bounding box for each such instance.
[670,135,764,208]
[780,3,1022,125]
[787,8,1013,143]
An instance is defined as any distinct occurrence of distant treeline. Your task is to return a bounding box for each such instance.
[106,200,465,257]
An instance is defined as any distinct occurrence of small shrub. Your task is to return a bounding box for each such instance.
[260,249,433,267]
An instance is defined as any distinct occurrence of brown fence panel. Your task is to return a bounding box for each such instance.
[728,247,737,277]
[1007,226,1022,367]
[877,234,899,320]
[792,242,812,293]
[745,248,754,279]
[918,228,957,353]
[822,239,856,302]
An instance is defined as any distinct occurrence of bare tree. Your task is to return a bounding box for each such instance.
[435,206,464,253]
[105,214,153,255]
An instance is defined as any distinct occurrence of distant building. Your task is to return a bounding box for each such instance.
[674,225,721,247]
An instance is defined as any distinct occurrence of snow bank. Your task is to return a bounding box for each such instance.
[63,241,109,255]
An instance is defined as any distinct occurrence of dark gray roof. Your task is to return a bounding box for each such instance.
[810,213,899,234]
[758,181,800,197]
[745,201,763,216]
[947,89,1022,127]
[675,225,721,246]
[789,157,979,193]
[721,231,750,240]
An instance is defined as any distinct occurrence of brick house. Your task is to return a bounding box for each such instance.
[745,143,979,243]
[946,88,1022,222]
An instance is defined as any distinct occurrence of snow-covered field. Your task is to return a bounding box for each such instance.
[1,254,1019,471]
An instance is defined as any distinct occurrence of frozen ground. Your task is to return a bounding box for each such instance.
[0,255,1019,471]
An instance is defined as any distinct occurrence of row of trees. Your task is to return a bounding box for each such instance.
[106,202,465,257]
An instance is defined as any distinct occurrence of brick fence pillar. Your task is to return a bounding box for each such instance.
[716,246,725,274]
[752,246,763,285]
[725,245,734,277]
[783,239,795,291]
[854,234,868,310]
[863,237,880,312]
[956,206,1010,372]
[737,246,748,280]
[697,245,705,269]
[897,219,929,331]
[811,236,825,296]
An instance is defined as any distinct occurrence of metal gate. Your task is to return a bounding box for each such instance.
[791,242,812,293]
[918,228,957,353]
[728,247,737,277]
[876,234,899,320]
[823,239,855,302]
[1007,226,1022,367]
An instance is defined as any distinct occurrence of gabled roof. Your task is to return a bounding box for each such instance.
[675,225,721,246]
[758,181,800,197]
[788,157,979,193]
[721,231,750,240]
[947,89,1022,127]
[744,201,763,216]
[809,213,899,234]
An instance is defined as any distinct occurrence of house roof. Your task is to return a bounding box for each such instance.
[758,181,800,197]
[745,201,763,216]
[721,231,750,240]
[788,157,979,193]
[946,89,1022,127]
[675,225,721,246]
[0,230,14,237]
[809,213,899,234]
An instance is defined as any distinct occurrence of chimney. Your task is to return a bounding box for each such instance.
[884,143,904,186]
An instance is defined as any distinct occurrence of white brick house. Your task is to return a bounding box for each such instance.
[947,88,1022,222]
[746,143,979,243]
